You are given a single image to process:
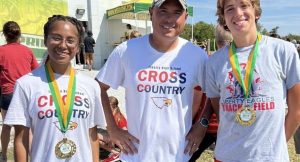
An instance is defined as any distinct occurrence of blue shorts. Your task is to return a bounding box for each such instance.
[0,93,13,110]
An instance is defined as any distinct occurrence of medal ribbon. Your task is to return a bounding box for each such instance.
[229,33,262,98]
[45,62,76,133]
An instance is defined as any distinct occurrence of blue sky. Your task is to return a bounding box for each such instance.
[186,0,300,36]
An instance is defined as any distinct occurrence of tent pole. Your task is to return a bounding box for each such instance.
[145,20,148,34]
[192,16,194,42]
[135,13,138,31]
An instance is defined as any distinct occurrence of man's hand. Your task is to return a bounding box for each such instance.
[184,123,207,156]
[107,126,140,155]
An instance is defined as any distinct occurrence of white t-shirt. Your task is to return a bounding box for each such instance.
[4,65,106,162]
[206,35,300,162]
[96,35,207,162]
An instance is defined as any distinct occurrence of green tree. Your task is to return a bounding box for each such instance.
[269,26,280,38]
[283,34,300,42]
[180,23,192,41]
[181,21,215,51]
[256,22,263,32]
[256,22,268,35]
[261,28,268,35]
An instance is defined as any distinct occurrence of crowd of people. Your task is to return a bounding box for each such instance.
[1,0,300,162]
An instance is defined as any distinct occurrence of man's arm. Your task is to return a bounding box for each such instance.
[97,81,139,154]
[89,126,99,162]
[285,83,300,141]
[210,97,220,121]
[185,98,214,155]
[14,125,29,162]
[192,88,203,120]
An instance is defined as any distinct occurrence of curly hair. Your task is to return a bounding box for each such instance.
[216,0,262,30]
[2,21,21,43]
[43,15,84,46]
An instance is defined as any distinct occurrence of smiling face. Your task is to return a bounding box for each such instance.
[150,0,188,41]
[223,0,258,36]
[45,20,80,66]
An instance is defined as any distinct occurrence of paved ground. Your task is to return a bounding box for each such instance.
[76,65,126,115]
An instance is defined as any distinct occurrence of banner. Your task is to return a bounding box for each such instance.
[0,0,68,60]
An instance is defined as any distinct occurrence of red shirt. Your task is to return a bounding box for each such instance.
[0,43,38,94]
[113,111,127,129]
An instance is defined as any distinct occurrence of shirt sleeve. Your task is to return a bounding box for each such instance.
[4,81,31,127]
[89,81,106,129]
[283,42,300,89]
[31,52,39,70]
[206,58,221,98]
[95,45,125,89]
[197,50,208,92]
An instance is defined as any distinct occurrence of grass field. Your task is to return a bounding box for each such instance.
[197,139,300,162]
[5,139,300,161]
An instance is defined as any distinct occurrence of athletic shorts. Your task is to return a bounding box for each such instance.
[0,93,13,110]
[294,127,300,154]
[85,52,94,60]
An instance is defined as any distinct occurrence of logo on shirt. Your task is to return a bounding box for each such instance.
[136,66,187,95]
[53,121,78,132]
[151,97,172,109]
[225,63,264,99]
[222,63,275,112]
[36,92,91,120]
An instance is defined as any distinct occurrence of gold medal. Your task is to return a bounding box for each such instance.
[45,63,77,159]
[55,138,77,159]
[235,106,256,126]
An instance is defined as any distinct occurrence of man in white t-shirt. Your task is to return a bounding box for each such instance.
[96,0,208,161]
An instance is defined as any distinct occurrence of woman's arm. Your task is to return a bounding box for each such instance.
[14,125,29,162]
[89,126,99,162]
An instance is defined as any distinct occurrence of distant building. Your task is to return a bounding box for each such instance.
[0,0,151,69]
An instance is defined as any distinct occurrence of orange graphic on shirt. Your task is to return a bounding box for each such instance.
[151,97,172,109]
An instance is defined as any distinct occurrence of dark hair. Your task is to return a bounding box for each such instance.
[126,24,132,29]
[87,30,93,36]
[2,21,21,43]
[43,15,84,46]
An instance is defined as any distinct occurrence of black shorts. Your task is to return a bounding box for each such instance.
[294,127,300,154]
[0,93,13,110]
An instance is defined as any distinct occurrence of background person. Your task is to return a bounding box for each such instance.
[99,96,127,162]
[84,30,95,71]
[4,15,105,162]
[96,0,208,161]
[0,21,38,161]
[125,24,133,40]
[297,40,300,55]
[129,30,141,39]
[205,0,300,161]
[214,24,232,49]
[189,24,232,162]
